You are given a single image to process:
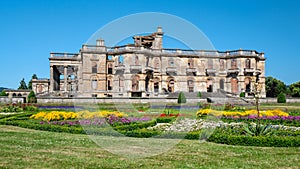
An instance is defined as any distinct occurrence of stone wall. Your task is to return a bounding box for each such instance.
[37,97,206,104]
[0,96,25,103]
[37,97,300,104]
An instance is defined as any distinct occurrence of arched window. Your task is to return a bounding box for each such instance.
[107,63,113,74]
[12,93,16,97]
[187,79,194,92]
[132,75,139,91]
[38,85,43,93]
[17,93,22,97]
[231,78,238,93]
[167,78,175,93]
[245,78,251,92]
[245,59,251,69]
[92,62,97,74]
[231,59,237,69]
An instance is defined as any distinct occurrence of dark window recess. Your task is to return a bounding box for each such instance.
[108,80,112,90]
[108,68,113,74]
[154,82,159,93]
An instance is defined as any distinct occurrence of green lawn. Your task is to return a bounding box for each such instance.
[0,125,299,169]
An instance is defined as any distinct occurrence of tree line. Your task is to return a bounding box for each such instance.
[265,76,300,97]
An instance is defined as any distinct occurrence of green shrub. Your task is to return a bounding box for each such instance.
[120,129,160,138]
[207,132,300,147]
[0,105,23,112]
[243,123,274,136]
[197,91,202,97]
[239,92,245,97]
[23,105,38,112]
[0,90,8,96]
[177,92,186,104]
[156,117,174,123]
[113,120,157,131]
[27,91,37,103]
[277,93,286,103]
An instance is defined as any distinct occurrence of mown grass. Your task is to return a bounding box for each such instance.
[0,125,299,169]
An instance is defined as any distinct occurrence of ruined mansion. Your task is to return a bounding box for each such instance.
[32,27,266,100]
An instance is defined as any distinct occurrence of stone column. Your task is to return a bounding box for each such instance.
[64,66,68,92]
[50,66,54,92]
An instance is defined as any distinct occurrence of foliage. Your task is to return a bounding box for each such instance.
[289,81,300,97]
[177,92,186,104]
[0,105,23,112]
[265,76,287,97]
[18,78,28,89]
[197,91,202,97]
[0,104,38,113]
[0,90,8,96]
[243,123,274,136]
[277,92,286,103]
[208,130,300,147]
[239,92,245,97]
[27,91,37,103]
[28,74,37,90]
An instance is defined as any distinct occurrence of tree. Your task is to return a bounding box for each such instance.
[265,76,286,97]
[27,91,37,103]
[28,74,38,90]
[18,78,28,89]
[277,92,286,103]
[177,92,187,104]
[0,90,8,96]
[289,81,300,97]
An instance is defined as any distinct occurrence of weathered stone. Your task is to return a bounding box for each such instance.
[32,27,266,99]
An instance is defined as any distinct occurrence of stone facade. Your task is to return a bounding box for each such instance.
[33,27,266,98]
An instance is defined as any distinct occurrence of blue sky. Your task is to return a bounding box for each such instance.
[0,0,299,89]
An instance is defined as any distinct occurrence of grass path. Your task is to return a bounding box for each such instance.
[0,125,299,169]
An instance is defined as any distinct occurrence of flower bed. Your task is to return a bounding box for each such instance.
[30,110,127,121]
[39,116,152,127]
[196,109,289,117]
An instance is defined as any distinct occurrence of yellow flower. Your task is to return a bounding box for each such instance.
[196,108,289,117]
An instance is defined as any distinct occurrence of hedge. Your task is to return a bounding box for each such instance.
[207,132,300,147]
[220,117,300,127]
[1,113,299,147]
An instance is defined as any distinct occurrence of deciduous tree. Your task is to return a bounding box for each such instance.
[265,76,286,97]
[289,81,300,97]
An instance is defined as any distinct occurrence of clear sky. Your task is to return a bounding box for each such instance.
[0,0,299,89]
